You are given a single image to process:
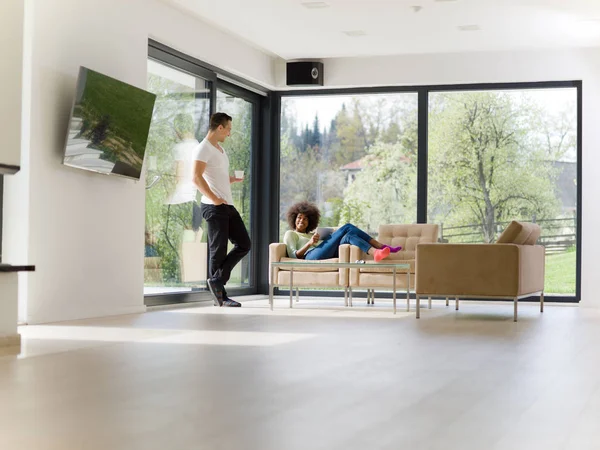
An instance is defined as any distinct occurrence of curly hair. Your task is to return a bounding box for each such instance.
[286,201,321,232]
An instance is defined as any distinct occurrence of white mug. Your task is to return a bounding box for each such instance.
[235,170,244,179]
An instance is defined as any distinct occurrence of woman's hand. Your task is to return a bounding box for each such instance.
[309,233,320,245]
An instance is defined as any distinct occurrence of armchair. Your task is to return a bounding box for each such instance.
[415,221,545,321]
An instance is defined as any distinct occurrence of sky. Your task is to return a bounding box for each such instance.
[283,87,577,131]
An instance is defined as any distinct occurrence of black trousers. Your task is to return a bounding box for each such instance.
[201,203,251,287]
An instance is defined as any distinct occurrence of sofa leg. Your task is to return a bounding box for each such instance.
[349,287,353,307]
[344,288,348,307]
[296,288,299,303]
[445,297,449,307]
[416,295,420,319]
[428,297,432,309]
[371,290,375,305]
[514,297,518,322]
[540,292,544,313]
[455,297,459,311]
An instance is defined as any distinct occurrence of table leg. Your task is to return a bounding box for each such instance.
[393,267,397,315]
[406,271,410,312]
[289,268,294,309]
[269,264,275,311]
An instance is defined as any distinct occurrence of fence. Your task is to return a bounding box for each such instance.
[440,217,576,254]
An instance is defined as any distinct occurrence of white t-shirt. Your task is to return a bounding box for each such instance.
[165,138,198,205]
[193,138,234,205]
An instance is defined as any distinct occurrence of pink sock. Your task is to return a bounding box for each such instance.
[374,247,390,262]
[383,244,402,253]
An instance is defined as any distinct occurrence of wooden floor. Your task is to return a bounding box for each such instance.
[1,297,599,450]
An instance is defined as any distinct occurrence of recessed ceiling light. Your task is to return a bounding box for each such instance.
[458,24,481,31]
[343,30,367,37]
[301,1,330,9]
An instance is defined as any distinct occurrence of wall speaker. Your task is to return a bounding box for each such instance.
[286,61,324,86]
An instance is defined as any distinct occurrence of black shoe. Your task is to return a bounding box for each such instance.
[207,279,224,307]
[222,297,241,307]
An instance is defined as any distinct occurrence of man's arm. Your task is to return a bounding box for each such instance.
[193,160,227,205]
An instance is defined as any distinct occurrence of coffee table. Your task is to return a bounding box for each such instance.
[269,261,411,314]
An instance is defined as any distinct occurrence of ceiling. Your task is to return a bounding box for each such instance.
[162,0,600,59]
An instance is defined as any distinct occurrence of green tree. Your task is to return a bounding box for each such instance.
[428,92,561,242]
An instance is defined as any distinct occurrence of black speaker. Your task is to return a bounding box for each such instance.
[286,61,324,86]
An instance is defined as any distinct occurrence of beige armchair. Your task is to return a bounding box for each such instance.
[415,221,545,322]
[268,242,351,303]
[348,224,440,304]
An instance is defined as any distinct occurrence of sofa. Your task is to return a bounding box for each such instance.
[415,221,545,322]
[268,223,439,307]
[268,242,351,304]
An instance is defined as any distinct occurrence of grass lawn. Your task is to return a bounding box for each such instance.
[544,250,576,295]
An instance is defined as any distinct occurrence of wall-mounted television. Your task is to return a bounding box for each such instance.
[63,66,156,180]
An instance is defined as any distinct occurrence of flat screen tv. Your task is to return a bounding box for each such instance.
[63,66,156,180]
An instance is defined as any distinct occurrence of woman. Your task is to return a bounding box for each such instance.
[283,201,401,262]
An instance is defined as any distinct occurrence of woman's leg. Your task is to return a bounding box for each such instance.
[304,236,343,260]
[340,233,391,262]
[341,224,388,250]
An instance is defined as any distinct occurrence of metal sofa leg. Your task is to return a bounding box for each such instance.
[445,297,449,307]
[540,292,544,313]
[514,297,518,322]
[416,295,420,319]
[455,297,459,311]
[296,288,299,303]
[428,296,432,309]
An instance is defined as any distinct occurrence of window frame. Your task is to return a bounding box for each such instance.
[275,81,582,303]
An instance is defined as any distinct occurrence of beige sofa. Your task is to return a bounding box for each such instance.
[268,242,351,304]
[348,224,439,306]
[415,221,545,322]
[268,223,439,307]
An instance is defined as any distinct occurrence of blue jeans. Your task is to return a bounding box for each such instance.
[305,223,373,260]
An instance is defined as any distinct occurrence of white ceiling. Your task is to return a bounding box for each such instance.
[162,0,600,59]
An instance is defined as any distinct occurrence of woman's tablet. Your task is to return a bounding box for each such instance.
[316,227,333,239]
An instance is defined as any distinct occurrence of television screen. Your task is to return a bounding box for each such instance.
[63,67,156,180]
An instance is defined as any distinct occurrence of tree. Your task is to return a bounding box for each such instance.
[428,92,561,242]
[342,141,417,231]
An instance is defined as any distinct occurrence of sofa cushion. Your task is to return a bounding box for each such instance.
[376,224,439,260]
[496,221,541,245]
[278,257,340,272]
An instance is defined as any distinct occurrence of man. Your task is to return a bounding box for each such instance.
[192,112,250,307]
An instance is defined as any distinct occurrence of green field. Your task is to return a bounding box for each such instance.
[544,249,576,295]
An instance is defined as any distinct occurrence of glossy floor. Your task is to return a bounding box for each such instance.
[0,297,598,450]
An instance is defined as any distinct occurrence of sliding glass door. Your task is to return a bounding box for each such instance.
[215,84,259,289]
[144,59,212,296]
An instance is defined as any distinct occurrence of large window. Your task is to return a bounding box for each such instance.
[428,88,578,296]
[279,83,580,300]
[279,93,418,237]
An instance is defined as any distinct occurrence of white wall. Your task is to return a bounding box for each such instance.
[0,0,24,169]
[277,48,600,307]
[3,0,277,324]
